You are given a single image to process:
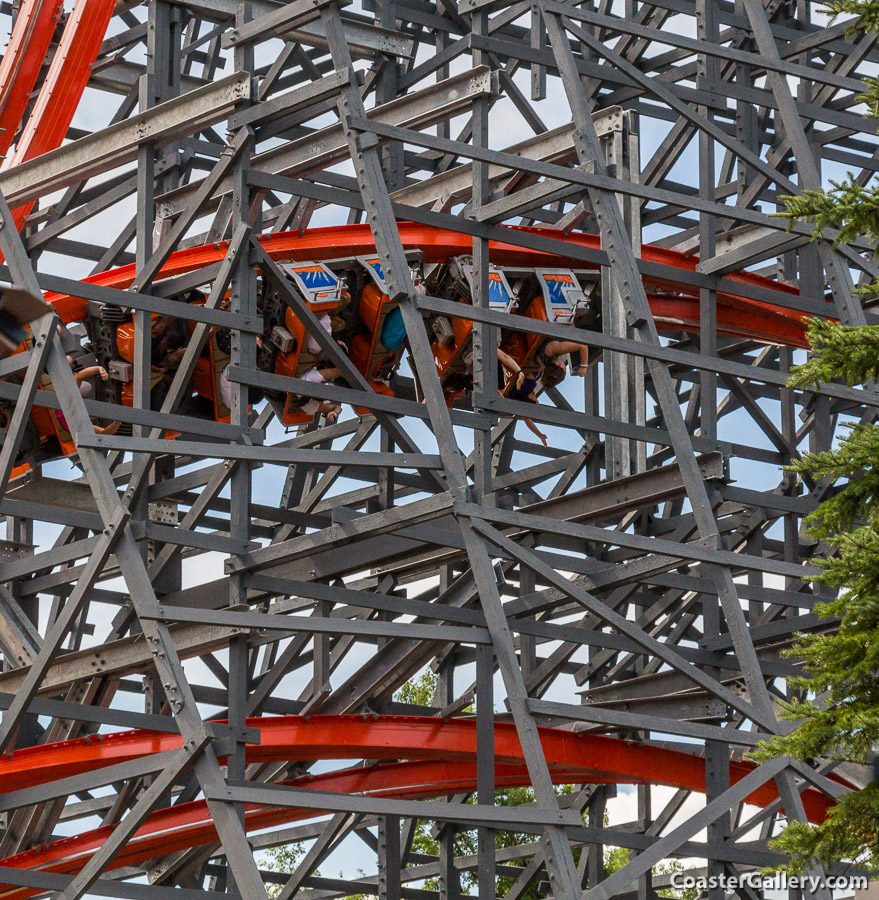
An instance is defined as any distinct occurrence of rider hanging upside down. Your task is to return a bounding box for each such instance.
[291,313,346,424]
[534,339,590,388]
[151,314,189,371]
[55,363,120,436]
[506,375,546,446]
[495,346,547,446]
[489,268,594,446]
[497,337,590,448]
[293,365,343,424]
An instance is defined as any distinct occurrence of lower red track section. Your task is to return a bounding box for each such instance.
[43,222,812,348]
[0,716,836,897]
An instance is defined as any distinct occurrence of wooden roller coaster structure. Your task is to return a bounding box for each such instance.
[0,0,869,897]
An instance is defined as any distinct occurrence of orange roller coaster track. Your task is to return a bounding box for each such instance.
[0,716,838,898]
[40,222,813,348]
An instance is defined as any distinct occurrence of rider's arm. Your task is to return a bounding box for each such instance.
[497,347,524,388]
[543,339,589,372]
[75,366,107,383]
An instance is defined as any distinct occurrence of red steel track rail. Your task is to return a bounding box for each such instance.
[0,0,63,160]
[1,0,116,241]
[0,716,836,897]
[42,223,812,348]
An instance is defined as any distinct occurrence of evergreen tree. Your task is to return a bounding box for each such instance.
[751,322,879,872]
[753,0,879,870]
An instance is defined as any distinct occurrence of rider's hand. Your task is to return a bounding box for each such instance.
[516,370,525,389]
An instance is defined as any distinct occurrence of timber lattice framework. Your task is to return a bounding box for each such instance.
[0,0,869,896]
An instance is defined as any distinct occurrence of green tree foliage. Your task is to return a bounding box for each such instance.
[602,828,697,899]
[772,0,879,288]
[774,0,879,257]
[408,783,578,898]
[776,175,879,250]
[262,672,442,898]
[823,0,879,28]
[603,844,631,877]
[753,0,879,873]
[263,844,304,899]
[751,317,879,871]
[262,845,375,900]
[395,668,441,708]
